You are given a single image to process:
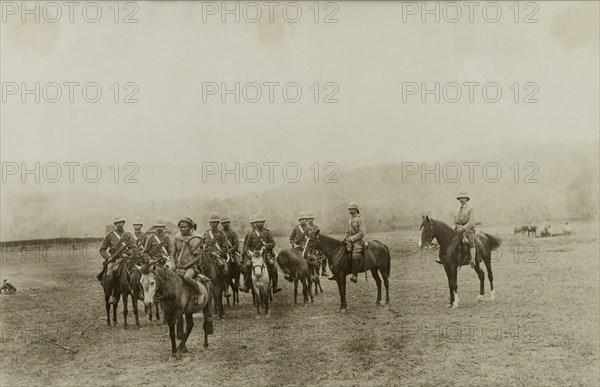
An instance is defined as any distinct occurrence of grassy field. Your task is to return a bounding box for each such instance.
[1,222,598,386]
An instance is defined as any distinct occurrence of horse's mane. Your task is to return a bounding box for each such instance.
[277,248,305,270]
[153,266,177,298]
[315,234,346,272]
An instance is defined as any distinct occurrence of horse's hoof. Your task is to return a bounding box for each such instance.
[135,324,141,329]
[490,290,496,300]
[384,301,390,306]
[339,308,347,314]
[476,294,484,302]
[375,301,381,306]
[182,346,188,353]
[265,311,271,317]
[451,303,459,309]
[446,304,453,309]
[122,324,128,330]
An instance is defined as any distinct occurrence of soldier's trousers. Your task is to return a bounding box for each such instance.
[179,268,201,295]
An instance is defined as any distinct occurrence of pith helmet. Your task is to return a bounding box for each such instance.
[306,211,315,219]
[209,212,220,222]
[250,214,256,224]
[298,211,306,221]
[221,215,230,223]
[456,190,470,201]
[154,217,166,227]
[113,213,126,224]
[132,216,143,226]
[255,212,266,222]
[347,201,359,211]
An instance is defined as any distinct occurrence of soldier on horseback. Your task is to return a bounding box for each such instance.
[289,211,310,249]
[98,214,136,304]
[171,217,204,305]
[240,212,282,294]
[305,211,327,276]
[143,217,172,265]
[451,190,477,268]
[132,216,147,249]
[344,201,366,284]
[203,212,231,297]
[221,215,239,257]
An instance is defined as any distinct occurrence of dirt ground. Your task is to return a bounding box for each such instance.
[1,223,598,386]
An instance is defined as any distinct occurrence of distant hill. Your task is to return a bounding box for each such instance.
[1,141,597,241]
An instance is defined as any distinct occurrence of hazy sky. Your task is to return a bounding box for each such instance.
[1,1,599,171]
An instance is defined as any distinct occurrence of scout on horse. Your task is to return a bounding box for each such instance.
[307,202,391,311]
[419,214,501,308]
[139,262,213,360]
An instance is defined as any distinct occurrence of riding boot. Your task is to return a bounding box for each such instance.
[469,247,476,268]
[350,258,358,283]
[271,268,281,294]
[106,271,117,304]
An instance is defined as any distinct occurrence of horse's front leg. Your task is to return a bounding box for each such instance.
[451,265,459,308]
[133,297,141,328]
[105,295,111,326]
[122,294,129,329]
[112,296,119,325]
[293,278,298,304]
[444,264,453,307]
[168,322,178,360]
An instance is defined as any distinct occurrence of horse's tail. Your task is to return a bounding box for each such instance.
[383,244,391,277]
[484,233,502,251]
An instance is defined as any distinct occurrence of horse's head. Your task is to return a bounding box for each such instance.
[419,215,436,249]
[307,228,320,247]
[251,247,266,277]
[139,263,158,307]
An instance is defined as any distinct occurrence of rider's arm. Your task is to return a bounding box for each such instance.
[99,234,111,260]
[349,218,366,242]
[463,208,475,232]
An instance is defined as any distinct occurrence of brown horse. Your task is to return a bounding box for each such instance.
[419,215,500,308]
[306,253,323,295]
[118,255,144,329]
[307,230,390,312]
[277,248,313,304]
[140,264,213,360]
[226,252,242,306]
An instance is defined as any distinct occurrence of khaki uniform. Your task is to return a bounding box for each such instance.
[132,231,147,250]
[143,233,172,263]
[454,202,475,247]
[203,228,229,275]
[222,228,239,254]
[346,214,366,260]
[289,224,310,248]
[98,230,136,290]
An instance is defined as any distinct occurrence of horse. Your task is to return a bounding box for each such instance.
[527,226,537,238]
[226,252,241,306]
[306,253,323,295]
[419,215,501,308]
[513,225,528,236]
[117,253,145,329]
[199,252,227,320]
[251,247,271,316]
[307,230,390,312]
[277,248,313,304]
[139,263,213,360]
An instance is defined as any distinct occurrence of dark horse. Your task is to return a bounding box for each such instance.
[277,248,313,304]
[226,252,242,306]
[419,215,501,308]
[117,253,145,329]
[140,264,213,360]
[307,230,390,312]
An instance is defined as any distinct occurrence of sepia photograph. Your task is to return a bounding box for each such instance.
[1,1,598,386]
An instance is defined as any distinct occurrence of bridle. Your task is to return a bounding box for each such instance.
[252,257,266,278]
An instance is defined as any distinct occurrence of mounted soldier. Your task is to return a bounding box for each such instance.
[171,217,204,305]
[343,201,366,283]
[289,211,310,250]
[240,212,282,294]
[305,211,327,276]
[451,190,476,268]
[242,214,257,259]
[143,217,172,265]
[220,215,239,257]
[131,216,147,250]
[98,214,136,304]
[203,212,231,297]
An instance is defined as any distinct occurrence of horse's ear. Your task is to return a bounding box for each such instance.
[425,215,431,223]
[315,229,320,236]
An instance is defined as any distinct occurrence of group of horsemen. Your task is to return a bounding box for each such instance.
[99,191,476,305]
